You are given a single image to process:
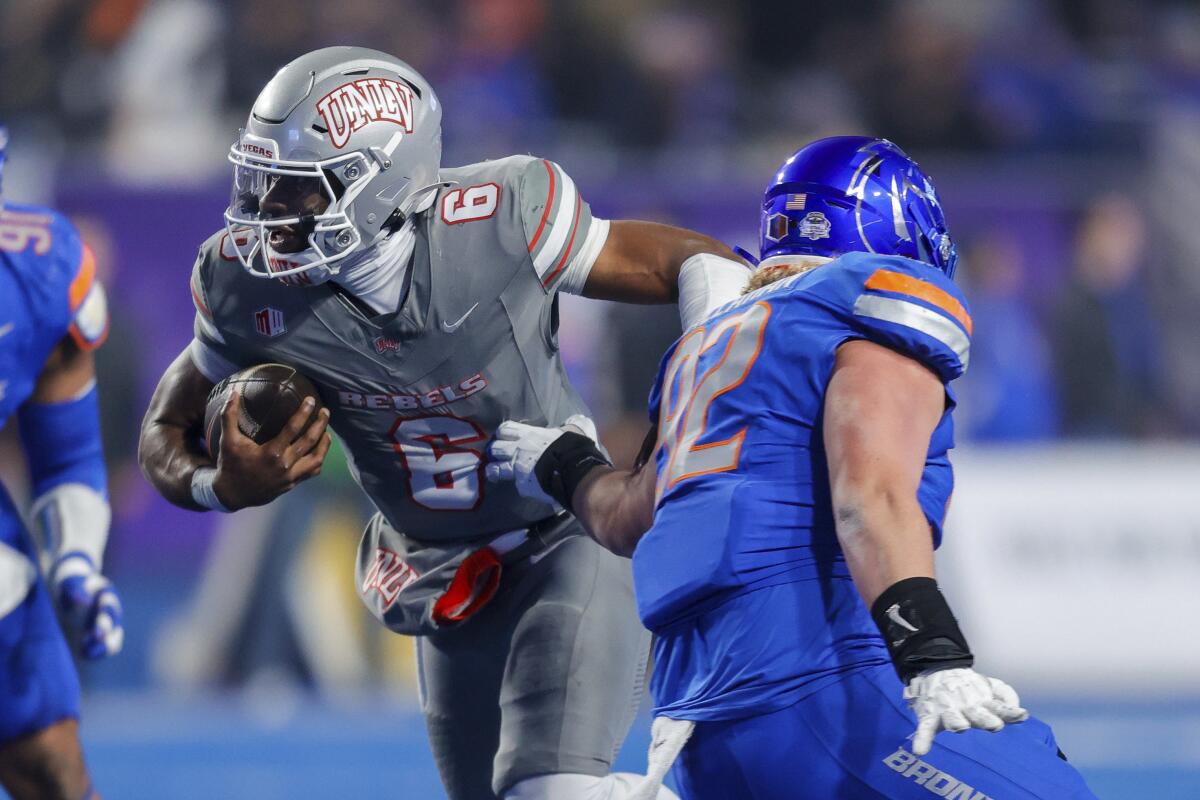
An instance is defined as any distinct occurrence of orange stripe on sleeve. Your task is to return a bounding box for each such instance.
[864,268,973,335]
[68,245,97,312]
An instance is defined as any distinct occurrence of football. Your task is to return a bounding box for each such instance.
[202,363,324,458]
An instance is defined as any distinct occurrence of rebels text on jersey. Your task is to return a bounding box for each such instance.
[189,156,607,541]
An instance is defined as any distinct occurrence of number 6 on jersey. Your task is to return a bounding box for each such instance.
[391,415,487,511]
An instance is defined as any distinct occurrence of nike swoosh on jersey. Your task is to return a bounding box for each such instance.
[442,302,479,333]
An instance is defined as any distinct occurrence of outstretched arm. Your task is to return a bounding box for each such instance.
[824,339,1027,755]
[487,421,659,557]
[582,221,743,304]
[567,434,658,557]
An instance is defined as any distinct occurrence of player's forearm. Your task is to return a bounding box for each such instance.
[831,488,935,608]
[138,350,215,511]
[138,419,212,511]
[582,221,739,304]
[571,466,655,557]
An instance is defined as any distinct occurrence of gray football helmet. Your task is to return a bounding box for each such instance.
[224,46,442,284]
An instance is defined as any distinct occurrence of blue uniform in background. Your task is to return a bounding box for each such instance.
[0,202,105,743]
[637,253,1095,799]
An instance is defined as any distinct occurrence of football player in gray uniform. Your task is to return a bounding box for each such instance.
[138,47,749,800]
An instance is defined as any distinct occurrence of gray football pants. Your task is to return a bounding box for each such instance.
[416,526,651,799]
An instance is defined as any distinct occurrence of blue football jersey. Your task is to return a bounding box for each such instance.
[636,252,971,720]
[0,202,107,429]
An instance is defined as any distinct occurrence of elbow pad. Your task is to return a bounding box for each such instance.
[677,253,752,329]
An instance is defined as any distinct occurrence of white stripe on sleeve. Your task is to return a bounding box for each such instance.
[555,218,610,295]
[852,294,970,369]
[532,164,579,279]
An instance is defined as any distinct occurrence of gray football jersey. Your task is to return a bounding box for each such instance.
[191,156,604,542]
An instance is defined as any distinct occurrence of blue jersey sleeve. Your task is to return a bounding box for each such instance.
[0,204,108,351]
[825,253,972,383]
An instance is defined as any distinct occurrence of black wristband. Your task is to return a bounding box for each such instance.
[870,577,974,684]
[533,432,612,514]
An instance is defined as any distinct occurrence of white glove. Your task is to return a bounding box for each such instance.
[904,667,1028,756]
[52,553,124,660]
[486,415,599,507]
[30,483,123,660]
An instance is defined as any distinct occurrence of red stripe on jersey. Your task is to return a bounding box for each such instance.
[191,278,212,318]
[526,160,557,253]
[541,193,583,289]
[68,245,97,312]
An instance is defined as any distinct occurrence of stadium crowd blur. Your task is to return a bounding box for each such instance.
[1,0,1198,693]
[4,0,1198,442]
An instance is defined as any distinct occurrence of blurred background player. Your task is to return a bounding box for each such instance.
[138,47,748,800]
[0,126,123,799]
[487,137,1098,799]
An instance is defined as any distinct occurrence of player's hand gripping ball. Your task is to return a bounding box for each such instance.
[202,364,332,510]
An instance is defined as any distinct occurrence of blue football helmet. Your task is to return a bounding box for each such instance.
[758,136,957,277]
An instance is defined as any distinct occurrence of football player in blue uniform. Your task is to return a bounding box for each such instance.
[0,126,123,799]
[487,137,1097,799]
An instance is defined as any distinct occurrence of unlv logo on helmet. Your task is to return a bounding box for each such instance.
[316,78,415,149]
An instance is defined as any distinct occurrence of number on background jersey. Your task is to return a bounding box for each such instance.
[441,183,500,225]
[391,415,487,511]
[656,301,772,501]
[0,209,53,255]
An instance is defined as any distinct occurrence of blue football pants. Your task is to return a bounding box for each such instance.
[0,491,81,745]
[672,663,1097,800]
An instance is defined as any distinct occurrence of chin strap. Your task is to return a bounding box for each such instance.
[732,245,759,265]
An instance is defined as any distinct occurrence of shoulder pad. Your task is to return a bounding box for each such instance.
[826,254,972,382]
[67,244,109,351]
[191,227,261,343]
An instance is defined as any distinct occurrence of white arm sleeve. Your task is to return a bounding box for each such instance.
[30,483,111,573]
[556,217,610,296]
[677,253,753,329]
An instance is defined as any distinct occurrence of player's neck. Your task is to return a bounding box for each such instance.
[332,221,416,316]
[744,255,832,293]
[331,190,438,316]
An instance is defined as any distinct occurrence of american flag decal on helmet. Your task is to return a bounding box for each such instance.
[785,193,807,210]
